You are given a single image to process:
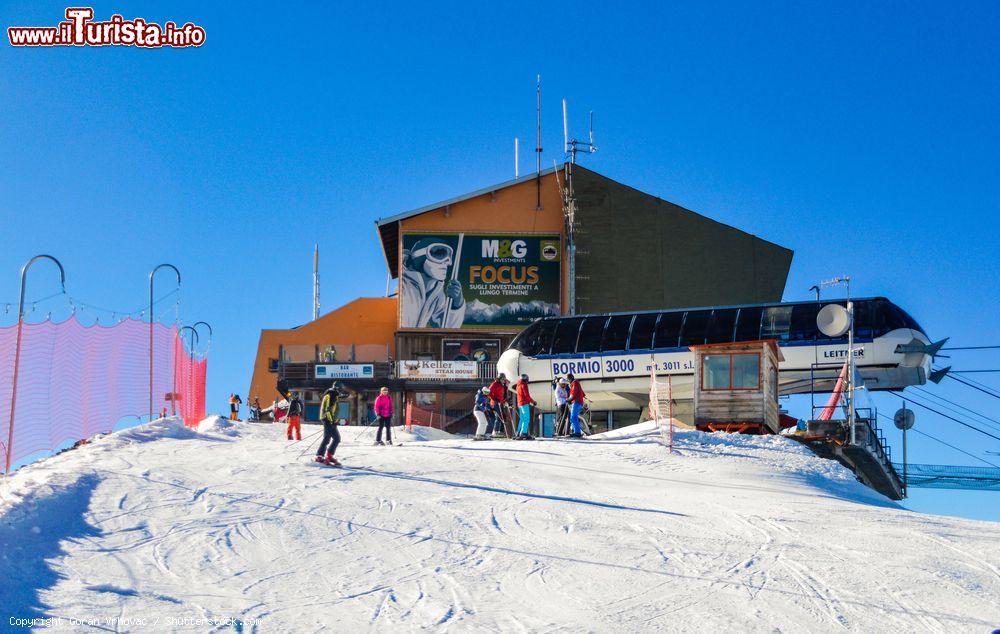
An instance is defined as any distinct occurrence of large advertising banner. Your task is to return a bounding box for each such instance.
[400,233,561,329]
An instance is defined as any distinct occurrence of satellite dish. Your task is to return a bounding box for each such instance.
[817,304,850,338]
[893,408,915,430]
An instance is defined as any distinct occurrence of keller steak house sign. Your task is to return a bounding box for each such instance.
[397,360,477,380]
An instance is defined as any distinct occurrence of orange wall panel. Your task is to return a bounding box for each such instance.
[248,297,397,401]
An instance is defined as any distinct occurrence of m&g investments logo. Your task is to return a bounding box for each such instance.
[540,240,560,262]
[8,7,206,48]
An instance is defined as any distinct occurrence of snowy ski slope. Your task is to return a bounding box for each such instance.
[0,417,997,632]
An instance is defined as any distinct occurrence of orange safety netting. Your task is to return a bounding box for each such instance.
[0,316,207,471]
[173,333,207,428]
[818,360,850,421]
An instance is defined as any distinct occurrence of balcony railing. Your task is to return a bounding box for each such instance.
[278,361,497,383]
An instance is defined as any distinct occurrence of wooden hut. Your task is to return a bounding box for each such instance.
[690,340,783,434]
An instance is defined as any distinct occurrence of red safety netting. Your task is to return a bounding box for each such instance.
[0,316,207,472]
[173,334,207,427]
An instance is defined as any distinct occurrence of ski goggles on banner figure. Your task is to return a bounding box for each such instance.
[411,243,454,264]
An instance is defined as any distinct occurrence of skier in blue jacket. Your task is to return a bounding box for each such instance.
[472,387,493,440]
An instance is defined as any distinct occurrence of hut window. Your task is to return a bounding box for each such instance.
[732,354,760,389]
[703,355,731,389]
[702,353,761,390]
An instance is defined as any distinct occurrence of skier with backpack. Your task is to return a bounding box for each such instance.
[553,377,570,436]
[514,374,537,440]
[472,386,493,440]
[229,393,242,421]
[285,391,303,440]
[316,383,347,465]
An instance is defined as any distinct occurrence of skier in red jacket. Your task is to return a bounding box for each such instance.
[567,373,586,438]
[514,374,537,440]
[488,374,510,437]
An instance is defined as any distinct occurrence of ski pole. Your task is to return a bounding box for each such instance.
[298,435,322,459]
[284,428,323,451]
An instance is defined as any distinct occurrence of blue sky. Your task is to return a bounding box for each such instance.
[1,1,998,520]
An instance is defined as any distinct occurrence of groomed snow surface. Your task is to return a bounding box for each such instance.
[1,418,998,632]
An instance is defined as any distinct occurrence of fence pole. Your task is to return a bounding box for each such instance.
[667,374,673,454]
[6,255,66,474]
[149,264,181,422]
[192,321,213,354]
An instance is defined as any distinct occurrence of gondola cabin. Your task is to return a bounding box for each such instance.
[691,340,783,434]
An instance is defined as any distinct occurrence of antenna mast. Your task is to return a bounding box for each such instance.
[562,98,598,164]
[535,74,542,210]
[312,244,320,321]
[560,98,598,316]
[514,137,519,179]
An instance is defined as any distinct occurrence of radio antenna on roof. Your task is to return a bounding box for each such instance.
[514,137,519,179]
[535,74,542,210]
[562,98,597,164]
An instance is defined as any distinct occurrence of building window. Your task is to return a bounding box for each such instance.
[601,315,633,352]
[576,316,608,354]
[653,312,683,349]
[702,353,760,391]
[761,306,792,341]
[679,310,712,347]
[628,313,657,350]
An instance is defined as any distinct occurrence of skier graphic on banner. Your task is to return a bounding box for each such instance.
[400,236,466,328]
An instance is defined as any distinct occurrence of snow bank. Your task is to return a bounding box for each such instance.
[115,416,199,443]
[587,419,661,440]
[395,424,456,442]
[196,415,240,435]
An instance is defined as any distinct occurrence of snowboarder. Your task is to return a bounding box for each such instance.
[373,386,394,446]
[250,395,261,422]
[553,377,569,436]
[317,383,346,465]
[472,386,493,440]
[286,391,303,440]
[567,374,586,438]
[514,374,537,440]
[229,393,242,421]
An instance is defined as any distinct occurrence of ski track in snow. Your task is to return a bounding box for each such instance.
[0,417,997,633]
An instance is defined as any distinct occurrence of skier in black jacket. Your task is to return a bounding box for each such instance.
[285,392,304,440]
[316,383,348,465]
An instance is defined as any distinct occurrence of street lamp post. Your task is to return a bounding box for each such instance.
[6,255,66,473]
[149,264,180,421]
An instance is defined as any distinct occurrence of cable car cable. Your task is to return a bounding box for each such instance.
[888,390,1000,442]
[879,412,999,468]
[946,374,1000,401]
[910,387,1000,433]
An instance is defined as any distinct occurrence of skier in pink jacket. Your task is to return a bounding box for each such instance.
[373,387,394,446]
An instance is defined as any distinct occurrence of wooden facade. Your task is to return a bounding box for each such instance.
[691,340,783,434]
